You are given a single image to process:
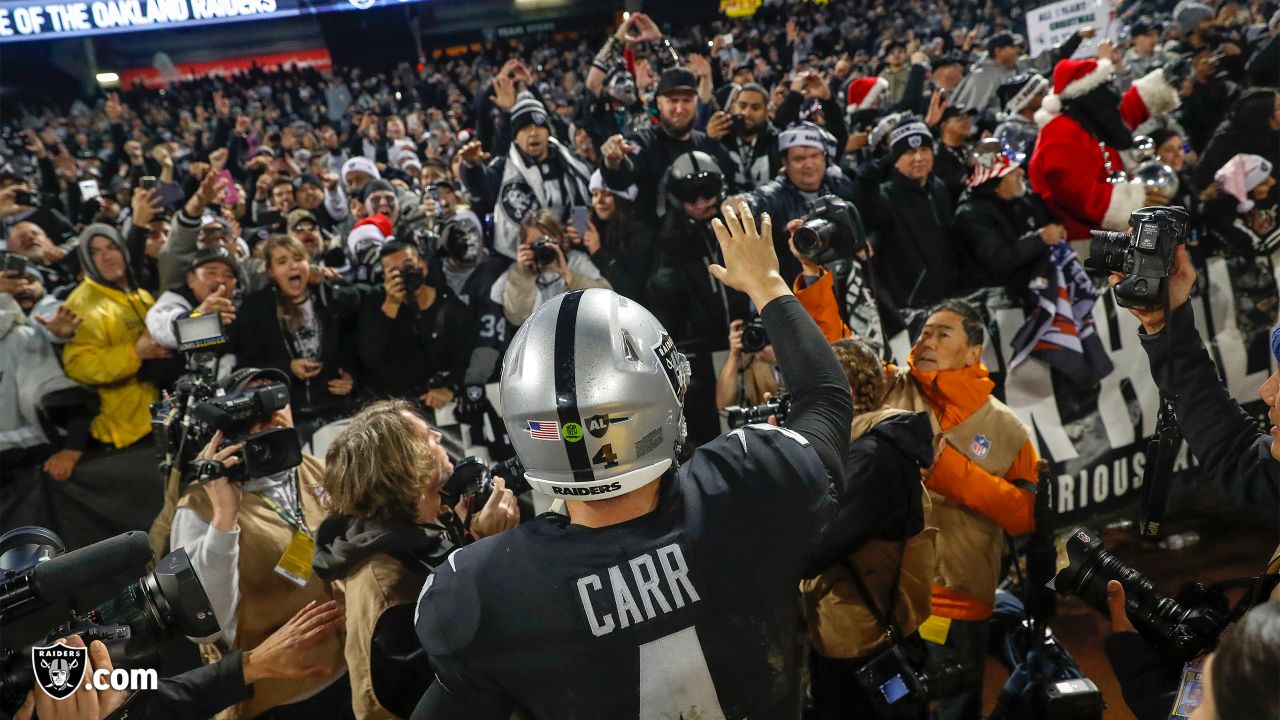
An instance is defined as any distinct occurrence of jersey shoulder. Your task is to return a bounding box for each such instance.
[682,423,827,497]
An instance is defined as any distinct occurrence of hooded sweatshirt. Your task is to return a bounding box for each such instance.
[0,294,80,452]
[63,223,158,448]
[313,515,451,719]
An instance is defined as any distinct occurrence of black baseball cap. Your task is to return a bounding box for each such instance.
[987,32,1025,49]
[1130,20,1162,36]
[932,50,969,70]
[187,246,241,275]
[222,366,291,395]
[939,105,979,123]
[656,67,698,97]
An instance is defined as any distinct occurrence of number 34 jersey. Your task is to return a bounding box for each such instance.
[414,424,837,719]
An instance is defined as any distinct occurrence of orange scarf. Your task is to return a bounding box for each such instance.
[905,347,995,430]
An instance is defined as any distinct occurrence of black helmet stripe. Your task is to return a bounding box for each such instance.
[554,291,595,483]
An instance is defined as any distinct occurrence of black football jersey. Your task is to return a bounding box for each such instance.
[414,423,836,719]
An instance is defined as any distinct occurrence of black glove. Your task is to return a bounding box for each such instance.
[455,384,488,421]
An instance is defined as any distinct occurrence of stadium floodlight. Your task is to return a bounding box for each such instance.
[96,72,120,86]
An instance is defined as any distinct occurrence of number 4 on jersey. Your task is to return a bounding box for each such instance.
[638,627,726,720]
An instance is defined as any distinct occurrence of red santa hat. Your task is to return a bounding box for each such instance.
[1036,58,1114,124]
[846,77,889,111]
[346,214,394,258]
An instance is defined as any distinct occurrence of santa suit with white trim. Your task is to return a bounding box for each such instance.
[1028,58,1181,240]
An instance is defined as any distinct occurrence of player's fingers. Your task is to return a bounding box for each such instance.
[710,218,732,250]
[719,201,742,238]
[758,211,772,243]
[707,264,729,283]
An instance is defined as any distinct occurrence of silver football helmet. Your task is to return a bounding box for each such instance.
[500,289,690,501]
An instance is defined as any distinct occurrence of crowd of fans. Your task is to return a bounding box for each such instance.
[2,0,1279,717]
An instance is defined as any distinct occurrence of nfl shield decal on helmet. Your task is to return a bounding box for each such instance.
[33,640,88,700]
[970,434,991,459]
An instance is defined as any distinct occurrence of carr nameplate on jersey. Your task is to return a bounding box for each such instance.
[575,541,701,638]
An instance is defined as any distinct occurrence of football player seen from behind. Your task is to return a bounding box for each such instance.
[412,200,852,719]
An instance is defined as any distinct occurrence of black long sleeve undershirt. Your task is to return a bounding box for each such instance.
[759,294,852,481]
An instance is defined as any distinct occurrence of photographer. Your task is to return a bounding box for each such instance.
[13,601,345,720]
[802,337,935,719]
[355,239,470,406]
[743,121,854,281]
[314,400,517,720]
[882,299,1037,720]
[412,200,852,719]
[171,367,350,720]
[1114,241,1280,528]
[491,209,610,327]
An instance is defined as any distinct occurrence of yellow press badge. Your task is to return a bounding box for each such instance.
[917,615,952,645]
[273,529,316,587]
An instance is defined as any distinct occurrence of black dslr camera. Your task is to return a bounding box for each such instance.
[793,195,867,265]
[856,645,974,720]
[0,540,218,714]
[532,236,560,267]
[741,316,769,353]
[441,456,530,524]
[725,393,790,429]
[1085,206,1189,310]
[1053,528,1236,661]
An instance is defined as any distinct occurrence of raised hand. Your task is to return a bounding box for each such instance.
[35,304,82,339]
[708,199,788,309]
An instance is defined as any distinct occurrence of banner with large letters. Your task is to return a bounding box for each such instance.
[0,0,431,43]
[888,254,1277,527]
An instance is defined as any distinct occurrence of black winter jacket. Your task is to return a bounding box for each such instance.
[856,162,957,309]
[953,189,1052,290]
[231,281,364,420]
[356,285,472,400]
[745,173,856,281]
[645,210,751,354]
[600,125,739,221]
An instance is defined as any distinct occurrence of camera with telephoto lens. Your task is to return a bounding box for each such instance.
[0,545,218,714]
[1085,206,1189,310]
[741,316,769,353]
[442,456,530,516]
[1053,528,1232,660]
[532,236,560,267]
[725,393,790,429]
[858,644,975,720]
[793,195,867,265]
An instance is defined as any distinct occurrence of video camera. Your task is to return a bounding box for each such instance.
[725,393,790,429]
[793,195,867,265]
[1085,206,1189,310]
[1053,528,1235,661]
[151,325,302,485]
[0,530,218,714]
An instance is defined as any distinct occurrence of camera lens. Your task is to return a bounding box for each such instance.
[741,319,769,353]
[1084,230,1131,273]
[533,239,559,266]
[793,219,832,258]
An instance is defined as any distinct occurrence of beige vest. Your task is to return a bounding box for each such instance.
[800,408,939,659]
[339,553,429,720]
[883,368,1031,608]
[177,456,346,719]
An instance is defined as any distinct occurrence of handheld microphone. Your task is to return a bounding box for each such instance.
[0,531,153,625]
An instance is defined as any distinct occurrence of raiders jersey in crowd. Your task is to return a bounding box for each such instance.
[414,423,836,719]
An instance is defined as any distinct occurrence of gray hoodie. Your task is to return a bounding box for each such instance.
[0,294,79,451]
